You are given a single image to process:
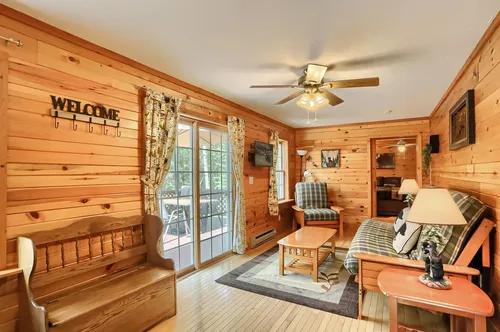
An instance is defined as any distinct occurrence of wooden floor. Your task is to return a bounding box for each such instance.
[150,232,390,332]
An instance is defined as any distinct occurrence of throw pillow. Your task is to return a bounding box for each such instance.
[409,225,453,260]
[393,208,422,254]
[394,207,409,232]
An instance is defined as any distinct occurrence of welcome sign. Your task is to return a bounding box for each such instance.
[50,95,120,127]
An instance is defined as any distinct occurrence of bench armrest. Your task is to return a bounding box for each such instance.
[353,252,480,277]
[292,205,304,212]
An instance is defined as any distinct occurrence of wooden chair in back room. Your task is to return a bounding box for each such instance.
[292,182,344,238]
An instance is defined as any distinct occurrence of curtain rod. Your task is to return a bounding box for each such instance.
[1,35,23,47]
[181,113,227,128]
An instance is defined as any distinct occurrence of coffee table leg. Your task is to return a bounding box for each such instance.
[330,235,336,259]
[312,249,318,282]
[279,244,284,276]
[389,296,398,332]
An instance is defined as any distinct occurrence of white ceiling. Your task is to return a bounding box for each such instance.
[3,0,499,128]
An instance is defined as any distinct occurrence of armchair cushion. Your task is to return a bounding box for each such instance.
[344,219,407,274]
[304,208,339,221]
[295,182,329,209]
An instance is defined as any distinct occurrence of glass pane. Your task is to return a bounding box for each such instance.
[220,192,230,213]
[211,174,222,193]
[211,215,223,236]
[221,133,228,151]
[211,131,222,151]
[161,173,176,193]
[177,124,191,148]
[221,152,228,172]
[199,128,211,149]
[211,194,222,215]
[177,147,192,171]
[178,173,192,196]
[199,150,210,172]
[200,195,211,217]
[212,235,223,258]
[201,239,211,263]
[179,244,193,270]
[211,151,222,171]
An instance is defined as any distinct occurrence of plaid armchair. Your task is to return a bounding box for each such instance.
[292,182,344,238]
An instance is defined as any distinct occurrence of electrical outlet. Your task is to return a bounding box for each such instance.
[249,176,254,184]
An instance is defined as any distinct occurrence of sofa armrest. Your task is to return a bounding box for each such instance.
[292,205,304,212]
[353,252,480,277]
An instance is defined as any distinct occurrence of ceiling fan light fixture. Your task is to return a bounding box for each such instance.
[397,145,407,152]
[296,92,328,111]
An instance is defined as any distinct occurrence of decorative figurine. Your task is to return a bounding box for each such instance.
[418,241,451,290]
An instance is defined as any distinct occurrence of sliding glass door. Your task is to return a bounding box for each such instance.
[199,127,233,263]
[158,122,232,272]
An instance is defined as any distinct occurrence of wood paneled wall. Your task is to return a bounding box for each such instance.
[0,6,295,329]
[375,139,417,180]
[295,119,429,226]
[428,11,500,323]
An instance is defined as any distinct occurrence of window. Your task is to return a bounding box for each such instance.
[276,140,288,200]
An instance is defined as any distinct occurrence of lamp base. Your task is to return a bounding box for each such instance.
[418,273,451,290]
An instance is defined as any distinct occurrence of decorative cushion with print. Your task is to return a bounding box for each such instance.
[393,208,422,254]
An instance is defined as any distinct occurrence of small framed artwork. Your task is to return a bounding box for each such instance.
[321,149,340,168]
[449,90,475,151]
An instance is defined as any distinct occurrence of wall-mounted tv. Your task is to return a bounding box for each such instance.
[376,153,395,169]
[253,141,273,167]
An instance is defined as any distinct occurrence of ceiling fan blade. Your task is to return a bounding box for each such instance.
[405,143,417,147]
[305,64,327,84]
[275,90,305,105]
[250,84,300,88]
[322,77,380,89]
[386,145,399,147]
[322,91,344,106]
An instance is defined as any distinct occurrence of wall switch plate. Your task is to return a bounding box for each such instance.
[249,176,254,184]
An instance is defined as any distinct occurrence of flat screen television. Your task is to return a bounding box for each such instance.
[254,141,273,167]
[376,153,396,169]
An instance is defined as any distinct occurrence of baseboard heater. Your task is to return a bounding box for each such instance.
[251,228,276,249]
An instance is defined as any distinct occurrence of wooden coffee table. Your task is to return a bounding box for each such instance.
[278,227,337,282]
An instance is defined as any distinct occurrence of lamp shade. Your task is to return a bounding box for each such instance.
[398,179,420,195]
[406,188,466,226]
[297,149,308,156]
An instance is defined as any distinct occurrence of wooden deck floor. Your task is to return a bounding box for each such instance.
[151,231,391,332]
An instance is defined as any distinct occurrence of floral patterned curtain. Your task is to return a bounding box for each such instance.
[141,87,182,215]
[268,130,279,216]
[228,116,246,254]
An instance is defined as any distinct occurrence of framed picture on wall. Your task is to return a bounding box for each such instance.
[449,89,475,151]
[321,149,340,168]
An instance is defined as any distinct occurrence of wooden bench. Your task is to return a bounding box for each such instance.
[17,214,176,332]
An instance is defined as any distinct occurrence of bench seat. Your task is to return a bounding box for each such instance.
[46,264,175,330]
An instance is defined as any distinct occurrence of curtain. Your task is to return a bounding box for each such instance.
[268,130,279,216]
[228,116,246,254]
[141,87,182,215]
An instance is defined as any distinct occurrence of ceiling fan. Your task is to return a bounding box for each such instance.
[387,138,416,152]
[250,63,379,113]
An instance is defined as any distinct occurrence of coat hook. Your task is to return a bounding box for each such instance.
[54,111,59,129]
[103,120,108,135]
[88,117,94,133]
[116,123,121,137]
[72,115,78,131]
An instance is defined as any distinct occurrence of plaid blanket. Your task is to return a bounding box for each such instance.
[344,219,407,274]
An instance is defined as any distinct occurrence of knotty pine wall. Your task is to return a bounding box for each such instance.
[0,6,296,330]
[295,119,429,228]
[428,12,500,323]
[375,138,417,180]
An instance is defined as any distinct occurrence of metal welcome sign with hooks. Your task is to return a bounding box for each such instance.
[50,96,121,136]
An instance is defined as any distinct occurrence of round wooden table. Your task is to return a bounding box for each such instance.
[378,268,494,332]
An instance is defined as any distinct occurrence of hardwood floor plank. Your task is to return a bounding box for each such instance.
[150,237,395,332]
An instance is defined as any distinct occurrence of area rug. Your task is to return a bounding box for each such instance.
[215,246,358,318]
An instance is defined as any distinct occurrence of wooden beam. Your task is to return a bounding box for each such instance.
[0,51,7,270]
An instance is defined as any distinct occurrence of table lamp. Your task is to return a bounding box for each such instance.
[406,188,466,290]
[398,179,420,207]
